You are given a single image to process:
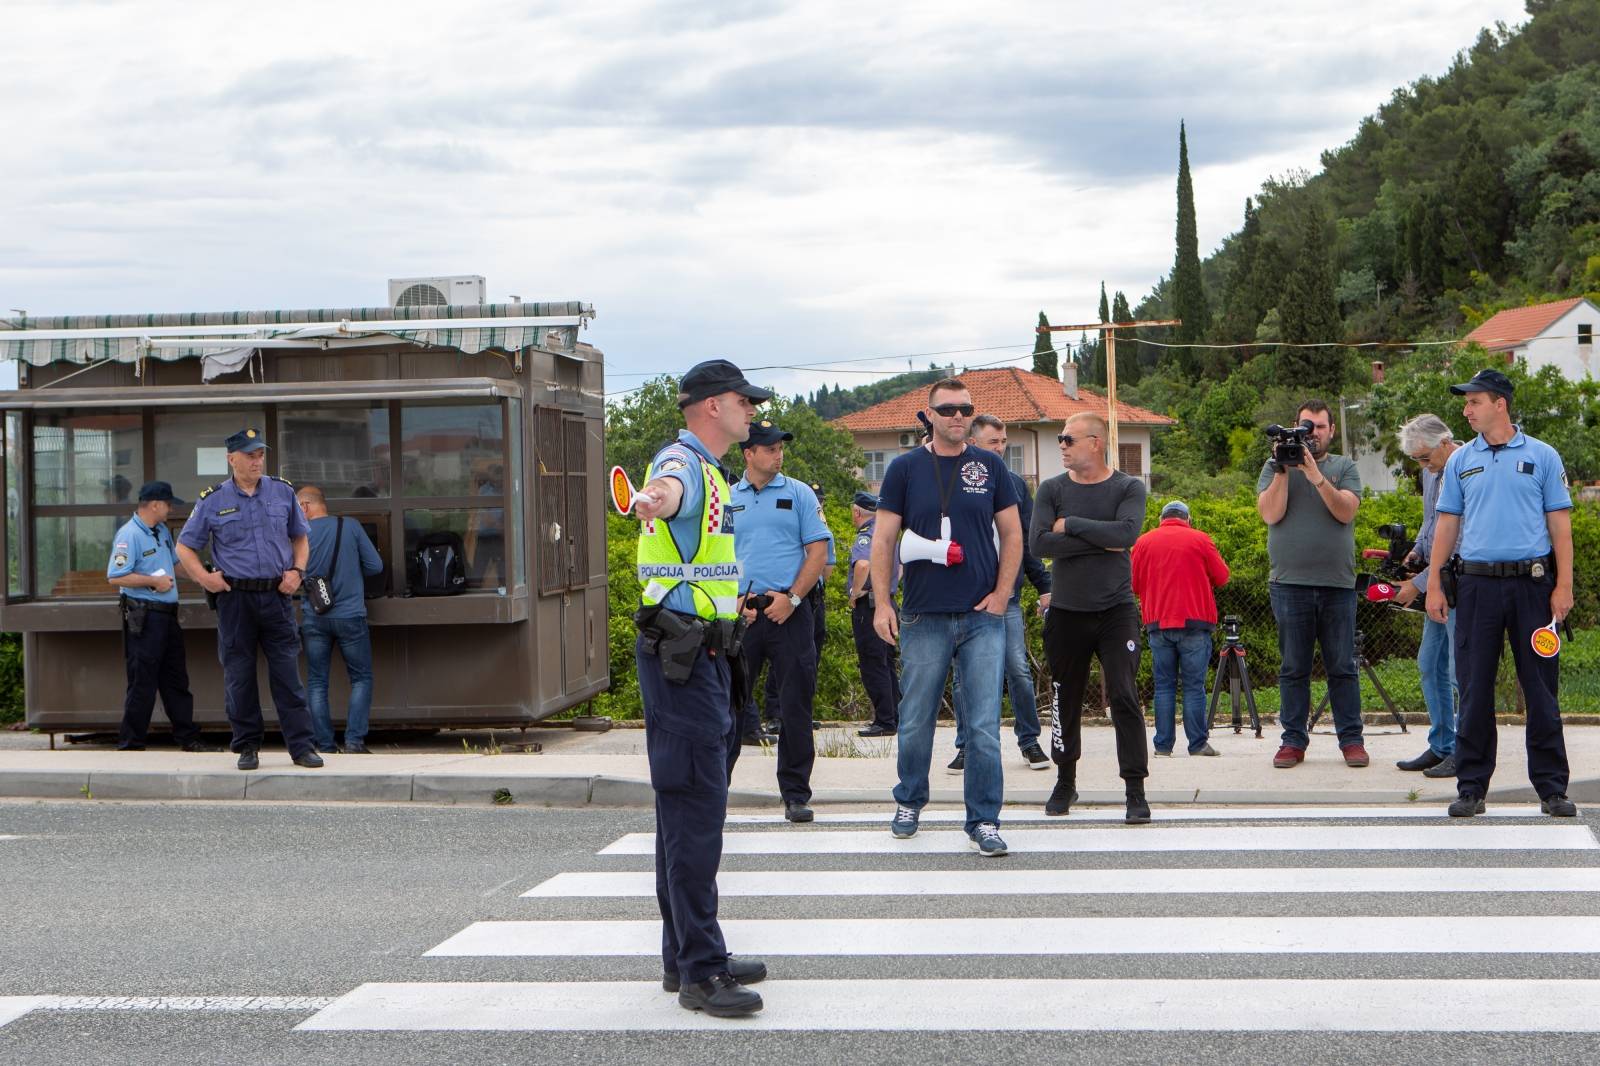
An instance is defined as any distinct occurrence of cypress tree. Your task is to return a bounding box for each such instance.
[1212,198,1266,377]
[1032,311,1058,378]
[1110,291,1139,385]
[1170,122,1210,375]
[1277,203,1345,396]
[1440,121,1510,288]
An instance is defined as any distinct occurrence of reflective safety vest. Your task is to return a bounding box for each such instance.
[636,449,741,620]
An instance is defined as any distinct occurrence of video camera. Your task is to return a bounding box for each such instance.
[1264,420,1314,467]
[1358,521,1418,605]
[1220,614,1243,643]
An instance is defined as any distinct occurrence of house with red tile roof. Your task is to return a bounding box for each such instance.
[1465,297,1598,381]
[832,364,1176,492]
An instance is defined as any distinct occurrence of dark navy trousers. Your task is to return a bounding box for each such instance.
[215,589,315,757]
[636,632,737,985]
[739,602,817,804]
[1453,573,1568,800]
[120,608,200,747]
[851,599,900,730]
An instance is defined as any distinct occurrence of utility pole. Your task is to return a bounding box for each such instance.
[1038,318,1180,468]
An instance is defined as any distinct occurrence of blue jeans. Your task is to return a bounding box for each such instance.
[894,610,1005,834]
[1418,611,1456,757]
[1149,627,1212,754]
[954,602,1040,752]
[302,614,374,750]
[1269,583,1362,750]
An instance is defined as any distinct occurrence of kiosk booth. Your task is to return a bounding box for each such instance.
[0,301,609,734]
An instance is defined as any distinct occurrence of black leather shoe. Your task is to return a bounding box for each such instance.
[1396,749,1444,772]
[1125,787,1152,825]
[784,800,814,823]
[236,748,259,771]
[1422,754,1458,778]
[292,751,325,768]
[678,972,763,1017]
[1542,794,1578,818]
[179,739,219,753]
[857,724,896,738]
[663,957,767,993]
[1448,794,1485,818]
[343,744,372,754]
[1045,778,1079,817]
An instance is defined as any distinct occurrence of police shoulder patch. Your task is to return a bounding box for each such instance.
[654,457,689,474]
[271,475,295,488]
[197,486,216,499]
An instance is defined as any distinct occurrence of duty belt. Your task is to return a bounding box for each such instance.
[226,577,282,592]
[1456,555,1554,579]
[121,598,178,615]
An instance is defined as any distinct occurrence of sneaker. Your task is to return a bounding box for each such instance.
[783,800,814,823]
[1448,794,1486,818]
[1421,754,1457,779]
[1542,794,1578,818]
[945,750,965,775]
[966,822,1008,857]
[1272,745,1305,768]
[1044,779,1078,817]
[1153,749,1174,758]
[1021,742,1050,770]
[1341,743,1370,768]
[1125,787,1151,825]
[890,805,920,838]
[1190,744,1220,757]
[236,747,259,771]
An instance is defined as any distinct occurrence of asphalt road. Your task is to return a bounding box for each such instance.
[3,799,1600,1065]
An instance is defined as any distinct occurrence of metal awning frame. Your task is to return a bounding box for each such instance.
[0,376,523,409]
[0,315,584,342]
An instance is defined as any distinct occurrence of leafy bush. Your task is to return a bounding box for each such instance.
[0,633,21,724]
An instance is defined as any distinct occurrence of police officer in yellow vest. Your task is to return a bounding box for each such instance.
[630,359,771,1018]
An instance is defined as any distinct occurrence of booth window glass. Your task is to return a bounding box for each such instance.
[32,412,142,506]
[6,412,21,597]
[154,408,266,502]
[278,404,391,498]
[34,515,119,599]
[400,402,503,497]
[404,507,505,591]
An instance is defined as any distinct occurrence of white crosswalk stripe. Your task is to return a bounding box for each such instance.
[297,808,1600,1035]
[725,805,1551,824]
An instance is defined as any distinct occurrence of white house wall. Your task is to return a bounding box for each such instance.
[1522,302,1600,381]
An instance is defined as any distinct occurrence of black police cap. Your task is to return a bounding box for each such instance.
[1449,368,1514,400]
[739,419,794,449]
[853,491,880,511]
[225,427,269,453]
[137,480,185,506]
[678,359,774,408]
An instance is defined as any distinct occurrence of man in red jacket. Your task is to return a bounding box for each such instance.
[1130,500,1231,757]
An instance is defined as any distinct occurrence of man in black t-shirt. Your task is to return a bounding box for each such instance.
[869,378,1022,856]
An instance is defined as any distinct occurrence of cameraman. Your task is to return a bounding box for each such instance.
[1391,414,1459,776]
[1255,399,1366,769]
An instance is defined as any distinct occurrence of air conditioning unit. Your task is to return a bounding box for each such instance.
[899,431,919,448]
[387,275,487,308]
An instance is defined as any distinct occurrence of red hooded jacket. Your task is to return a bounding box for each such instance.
[1130,518,1230,630]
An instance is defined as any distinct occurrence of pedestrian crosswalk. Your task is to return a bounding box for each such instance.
[298,804,1600,1035]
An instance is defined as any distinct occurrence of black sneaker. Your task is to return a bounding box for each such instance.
[236,747,259,771]
[663,957,766,993]
[1021,742,1050,771]
[292,751,325,769]
[1448,794,1485,818]
[678,972,763,1017]
[1045,779,1078,817]
[179,739,219,753]
[1542,794,1578,818]
[784,800,814,823]
[1422,754,1457,779]
[945,750,965,775]
[1125,787,1151,825]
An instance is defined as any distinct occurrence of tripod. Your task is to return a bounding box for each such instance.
[1309,629,1409,735]
[1206,630,1262,737]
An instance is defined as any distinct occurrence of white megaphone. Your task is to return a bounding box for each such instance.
[899,516,965,567]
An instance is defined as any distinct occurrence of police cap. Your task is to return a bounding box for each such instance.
[678,359,774,408]
[852,491,879,511]
[225,427,269,453]
[137,480,186,506]
[1449,368,1514,400]
[739,419,794,450]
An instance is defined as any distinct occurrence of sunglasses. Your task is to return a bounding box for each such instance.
[931,403,975,418]
[1409,449,1433,462]
[1057,432,1100,445]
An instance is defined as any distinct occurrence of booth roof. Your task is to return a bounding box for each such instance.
[0,302,594,367]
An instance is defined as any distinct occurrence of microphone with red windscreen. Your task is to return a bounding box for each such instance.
[1365,581,1400,603]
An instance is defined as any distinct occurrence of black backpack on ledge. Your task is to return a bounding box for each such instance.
[409,531,468,596]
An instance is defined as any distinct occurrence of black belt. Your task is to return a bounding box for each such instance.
[226,577,282,592]
[1457,555,1553,578]
[122,598,178,615]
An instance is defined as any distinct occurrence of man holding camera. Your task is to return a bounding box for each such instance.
[1425,369,1576,819]
[1255,399,1367,769]
[1391,414,1460,777]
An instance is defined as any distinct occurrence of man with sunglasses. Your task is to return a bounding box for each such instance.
[870,378,1022,856]
[1030,413,1151,824]
[1391,414,1460,777]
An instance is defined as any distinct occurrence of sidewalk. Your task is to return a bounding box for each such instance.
[2,722,1595,809]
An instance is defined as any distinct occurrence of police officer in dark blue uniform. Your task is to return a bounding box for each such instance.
[176,428,322,772]
[630,360,770,1017]
[850,491,902,737]
[1425,369,1577,818]
[106,481,213,752]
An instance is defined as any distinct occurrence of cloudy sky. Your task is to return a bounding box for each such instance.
[1,0,1529,398]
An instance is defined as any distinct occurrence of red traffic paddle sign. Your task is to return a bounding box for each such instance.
[1531,616,1561,659]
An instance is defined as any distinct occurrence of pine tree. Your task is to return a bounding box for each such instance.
[1277,203,1345,396]
[1170,122,1210,375]
[1032,311,1058,378]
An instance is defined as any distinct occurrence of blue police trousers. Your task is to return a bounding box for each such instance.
[215,589,316,757]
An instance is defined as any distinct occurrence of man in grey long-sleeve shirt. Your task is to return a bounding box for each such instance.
[1029,412,1151,824]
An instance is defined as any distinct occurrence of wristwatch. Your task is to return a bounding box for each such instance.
[786,591,803,608]
[290,567,305,576]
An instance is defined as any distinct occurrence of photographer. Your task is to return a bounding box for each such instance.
[1255,399,1366,769]
[1391,414,1459,777]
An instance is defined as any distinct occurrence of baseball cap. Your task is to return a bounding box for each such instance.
[678,360,774,408]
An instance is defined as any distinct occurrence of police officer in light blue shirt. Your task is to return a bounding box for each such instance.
[1425,369,1577,819]
[106,481,209,752]
[176,427,321,772]
[730,420,830,821]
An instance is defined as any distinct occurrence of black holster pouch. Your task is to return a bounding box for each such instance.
[634,605,706,685]
[204,563,221,611]
[121,598,148,637]
[1442,556,1460,609]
